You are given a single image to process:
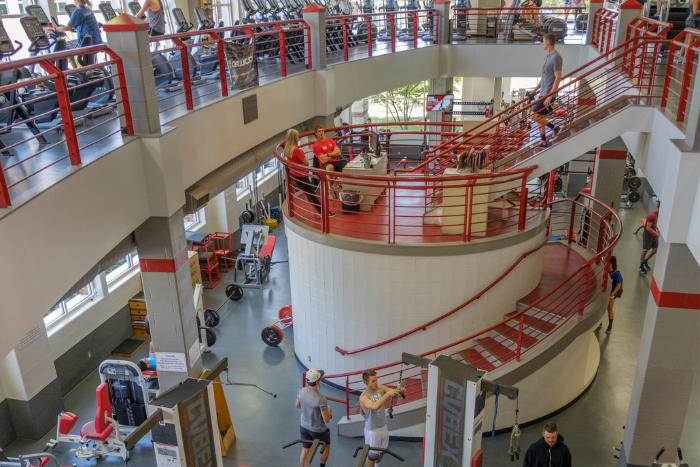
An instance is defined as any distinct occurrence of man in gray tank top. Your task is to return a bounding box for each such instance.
[527,33,563,148]
[359,370,404,467]
[296,369,332,467]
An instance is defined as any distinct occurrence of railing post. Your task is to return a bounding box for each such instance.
[303,3,327,70]
[587,0,604,46]
[388,14,396,52]
[286,170,295,218]
[518,174,527,230]
[210,32,229,98]
[601,252,611,292]
[0,169,10,208]
[614,0,642,49]
[172,38,194,111]
[273,24,287,77]
[39,61,80,165]
[365,15,373,56]
[568,201,576,245]
[410,11,418,48]
[318,175,330,233]
[578,263,590,315]
[104,14,161,136]
[345,376,350,420]
[516,314,524,361]
[340,18,349,62]
[432,0,451,45]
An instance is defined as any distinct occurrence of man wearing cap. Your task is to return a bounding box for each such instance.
[296,369,332,467]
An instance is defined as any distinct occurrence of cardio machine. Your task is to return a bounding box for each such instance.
[98,2,118,22]
[376,0,398,41]
[0,23,50,156]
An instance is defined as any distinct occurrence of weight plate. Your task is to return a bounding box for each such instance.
[278,305,293,322]
[206,329,217,347]
[203,309,220,327]
[628,191,641,203]
[145,315,150,336]
[628,177,642,189]
[553,177,563,192]
[261,325,284,347]
[626,167,637,177]
[226,283,244,301]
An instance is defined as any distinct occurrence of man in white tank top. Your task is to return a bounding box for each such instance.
[359,370,404,467]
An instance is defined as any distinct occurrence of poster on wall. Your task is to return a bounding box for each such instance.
[426,94,454,112]
[223,42,259,90]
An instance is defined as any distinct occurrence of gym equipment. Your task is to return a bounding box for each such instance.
[226,283,245,301]
[45,383,129,461]
[99,359,157,426]
[128,1,142,16]
[451,0,470,41]
[98,3,117,22]
[230,224,274,289]
[261,305,293,346]
[283,439,327,467]
[0,451,64,467]
[353,445,404,464]
[651,447,688,467]
[194,283,217,351]
[403,352,519,467]
[387,363,405,419]
[377,0,399,42]
[242,202,256,223]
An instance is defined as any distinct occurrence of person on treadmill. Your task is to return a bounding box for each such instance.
[133,0,166,36]
[49,0,103,48]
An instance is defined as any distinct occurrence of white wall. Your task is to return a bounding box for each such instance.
[287,226,546,376]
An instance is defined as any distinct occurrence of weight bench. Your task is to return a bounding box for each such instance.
[259,235,276,260]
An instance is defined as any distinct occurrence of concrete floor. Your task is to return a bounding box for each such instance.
[4,200,699,467]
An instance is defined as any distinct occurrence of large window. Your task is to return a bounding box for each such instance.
[256,159,277,181]
[105,248,140,284]
[184,212,198,229]
[44,283,95,326]
[236,176,248,194]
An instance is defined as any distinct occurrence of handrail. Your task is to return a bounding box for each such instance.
[148,18,310,43]
[398,34,670,174]
[0,44,111,72]
[334,233,550,355]
[320,192,621,382]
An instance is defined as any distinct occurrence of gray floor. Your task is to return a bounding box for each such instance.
[4,201,699,467]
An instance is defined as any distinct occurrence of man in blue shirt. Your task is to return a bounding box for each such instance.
[606,256,622,334]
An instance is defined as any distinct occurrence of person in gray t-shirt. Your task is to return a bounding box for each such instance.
[527,33,563,148]
[359,369,404,467]
[296,369,332,467]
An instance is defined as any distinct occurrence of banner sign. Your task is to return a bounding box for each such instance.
[426,94,454,111]
[223,42,259,90]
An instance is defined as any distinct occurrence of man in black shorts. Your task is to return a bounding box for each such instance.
[296,369,332,467]
[528,33,563,148]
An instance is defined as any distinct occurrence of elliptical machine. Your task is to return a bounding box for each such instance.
[452,0,470,41]
[397,0,420,41]
[376,0,398,41]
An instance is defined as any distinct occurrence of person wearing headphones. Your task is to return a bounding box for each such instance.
[296,369,332,467]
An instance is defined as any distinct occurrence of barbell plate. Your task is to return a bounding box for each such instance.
[278,305,293,322]
[261,325,284,347]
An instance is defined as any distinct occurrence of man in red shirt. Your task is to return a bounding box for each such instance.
[639,203,660,274]
[313,125,346,172]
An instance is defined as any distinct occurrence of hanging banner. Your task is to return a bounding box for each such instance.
[223,42,259,90]
[426,94,454,112]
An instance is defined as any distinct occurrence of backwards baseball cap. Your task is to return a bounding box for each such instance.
[307,369,325,384]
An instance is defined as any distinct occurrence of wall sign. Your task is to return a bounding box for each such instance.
[19,324,43,349]
[155,352,188,372]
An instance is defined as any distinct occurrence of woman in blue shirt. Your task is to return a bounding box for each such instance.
[50,0,103,48]
[606,255,622,334]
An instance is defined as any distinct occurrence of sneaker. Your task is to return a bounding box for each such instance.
[605,326,612,334]
[328,211,336,218]
[642,261,650,271]
[638,265,647,274]
[597,322,603,329]
[651,12,660,18]
[539,141,549,148]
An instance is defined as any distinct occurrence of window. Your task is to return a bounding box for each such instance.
[236,176,248,193]
[184,212,198,229]
[44,281,96,326]
[256,159,277,180]
[105,248,140,284]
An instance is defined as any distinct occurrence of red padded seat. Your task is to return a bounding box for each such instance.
[80,383,114,441]
[142,370,157,377]
[58,412,78,434]
[259,235,276,259]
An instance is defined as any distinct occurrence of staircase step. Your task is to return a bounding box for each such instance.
[491,323,541,349]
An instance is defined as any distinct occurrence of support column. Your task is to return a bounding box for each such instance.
[590,137,627,212]
[619,240,700,467]
[586,0,605,46]
[493,77,503,113]
[461,77,495,122]
[303,3,326,70]
[135,209,203,392]
[615,0,643,48]
[0,322,64,440]
[433,0,451,45]
[104,15,161,136]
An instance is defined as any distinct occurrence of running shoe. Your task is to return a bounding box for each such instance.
[638,265,647,274]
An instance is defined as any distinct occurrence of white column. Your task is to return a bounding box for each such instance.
[586,0,605,45]
[615,0,642,48]
[303,3,327,70]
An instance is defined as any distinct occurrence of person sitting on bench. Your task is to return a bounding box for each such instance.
[137,342,156,372]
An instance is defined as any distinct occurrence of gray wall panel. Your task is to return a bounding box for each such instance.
[0,398,17,446]
[7,380,63,440]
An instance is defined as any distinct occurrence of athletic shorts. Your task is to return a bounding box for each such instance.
[642,230,659,251]
[323,160,348,172]
[686,18,700,30]
[532,97,555,116]
[300,426,331,449]
[149,28,165,37]
[364,427,389,460]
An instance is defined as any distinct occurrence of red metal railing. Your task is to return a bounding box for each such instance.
[274,122,549,245]
[397,33,674,179]
[325,10,438,62]
[307,193,620,420]
[0,45,133,208]
[592,8,618,52]
[150,20,311,117]
[660,29,700,122]
[452,7,586,44]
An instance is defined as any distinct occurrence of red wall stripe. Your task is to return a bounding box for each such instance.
[597,149,628,160]
[140,249,190,273]
[651,277,700,310]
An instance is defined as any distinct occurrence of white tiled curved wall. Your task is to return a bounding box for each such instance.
[287,228,546,376]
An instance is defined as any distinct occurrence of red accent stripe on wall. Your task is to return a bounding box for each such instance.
[651,277,700,310]
[597,149,628,160]
[140,249,190,273]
